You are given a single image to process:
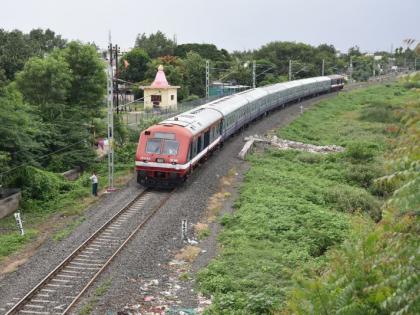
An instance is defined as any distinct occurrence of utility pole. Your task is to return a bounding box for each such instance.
[252,60,256,88]
[349,56,353,83]
[114,44,120,114]
[205,60,210,98]
[373,60,376,77]
[107,32,115,192]
[288,59,292,81]
[322,59,325,76]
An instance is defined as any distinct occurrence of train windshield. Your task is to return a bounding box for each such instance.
[163,140,179,155]
[146,139,162,154]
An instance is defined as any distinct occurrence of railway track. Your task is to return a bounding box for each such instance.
[4,188,175,315]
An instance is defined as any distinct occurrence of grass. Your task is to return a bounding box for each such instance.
[53,216,86,241]
[0,229,38,260]
[195,223,211,240]
[78,279,112,315]
[197,82,420,314]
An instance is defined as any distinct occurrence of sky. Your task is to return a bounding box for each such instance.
[1,0,419,53]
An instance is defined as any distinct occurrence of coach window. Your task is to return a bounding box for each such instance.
[194,139,198,156]
[204,130,210,148]
[146,139,162,154]
[197,135,202,153]
[163,140,179,155]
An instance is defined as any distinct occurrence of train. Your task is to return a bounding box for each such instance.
[135,75,344,187]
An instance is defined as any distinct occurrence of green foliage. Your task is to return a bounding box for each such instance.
[13,41,106,172]
[344,141,378,162]
[119,48,150,83]
[199,83,420,314]
[285,84,420,314]
[0,84,45,166]
[183,52,206,97]
[174,43,230,61]
[134,30,176,58]
[10,166,72,201]
[16,54,72,108]
[0,229,38,261]
[359,102,399,123]
[0,28,66,80]
[62,41,106,111]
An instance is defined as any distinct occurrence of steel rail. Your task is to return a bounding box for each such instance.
[5,188,162,315]
[62,188,175,314]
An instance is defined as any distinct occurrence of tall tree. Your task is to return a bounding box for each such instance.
[174,43,230,61]
[119,48,150,83]
[0,84,44,167]
[15,41,106,171]
[183,52,206,97]
[134,31,176,58]
[28,28,66,55]
[15,54,72,117]
[0,29,33,80]
[0,28,67,81]
[61,41,107,115]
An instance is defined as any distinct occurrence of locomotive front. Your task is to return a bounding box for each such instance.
[135,124,191,187]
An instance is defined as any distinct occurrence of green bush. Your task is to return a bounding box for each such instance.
[11,166,68,201]
[114,143,136,164]
[344,142,378,162]
[359,102,399,123]
[345,163,384,189]
[324,185,381,220]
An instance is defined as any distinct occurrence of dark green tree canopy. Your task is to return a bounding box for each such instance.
[62,41,106,112]
[119,48,151,83]
[174,43,230,61]
[0,28,67,81]
[134,31,176,58]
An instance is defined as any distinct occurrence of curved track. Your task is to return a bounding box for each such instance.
[5,188,175,315]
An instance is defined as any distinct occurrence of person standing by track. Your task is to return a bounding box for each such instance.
[90,171,98,196]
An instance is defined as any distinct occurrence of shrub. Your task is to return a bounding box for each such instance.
[295,152,323,164]
[344,142,378,162]
[11,166,67,201]
[324,185,381,220]
[345,163,384,189]
[359,102,399,123]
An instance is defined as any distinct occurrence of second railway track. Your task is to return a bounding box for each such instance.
[4,188,175,315]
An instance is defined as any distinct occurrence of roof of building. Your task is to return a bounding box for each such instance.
[141,65,180,90]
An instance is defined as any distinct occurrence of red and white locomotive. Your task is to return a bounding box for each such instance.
[135,75,344,187]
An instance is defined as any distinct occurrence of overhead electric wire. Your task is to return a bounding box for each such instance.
[0,139,87,178]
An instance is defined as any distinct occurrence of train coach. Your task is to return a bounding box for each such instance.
[135,75,344,187]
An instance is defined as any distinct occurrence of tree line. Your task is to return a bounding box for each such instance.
[0,29,106,187]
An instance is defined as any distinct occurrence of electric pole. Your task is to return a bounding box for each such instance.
[289,59,292,81]
[205,60,210,98]
[322,59,325,76]
[114,44,120,114]
[107,32,115,192]
[252,60,256,88]
[349,56,353,83]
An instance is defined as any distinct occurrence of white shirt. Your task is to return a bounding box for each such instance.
[90,174,98,184]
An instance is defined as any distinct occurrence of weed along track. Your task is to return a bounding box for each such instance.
[4,188,175,315]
